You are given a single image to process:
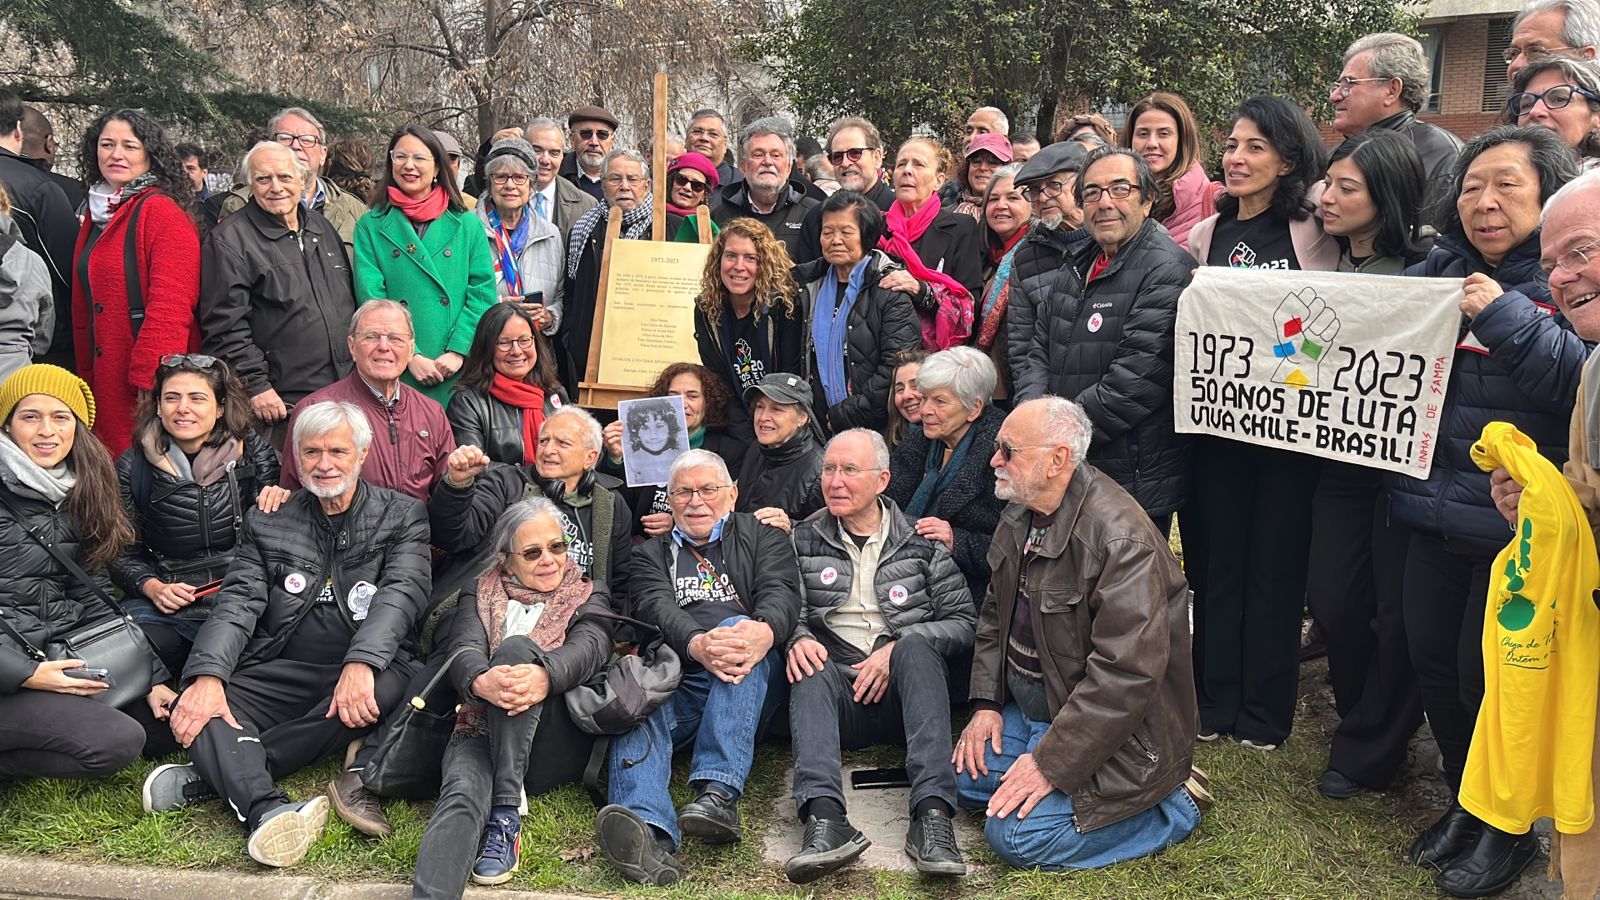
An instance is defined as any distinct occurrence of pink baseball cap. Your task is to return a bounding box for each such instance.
[965,132,1013,162]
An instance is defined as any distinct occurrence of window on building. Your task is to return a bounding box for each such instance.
[1419,27,1445,113]
[1483,16,1515,113]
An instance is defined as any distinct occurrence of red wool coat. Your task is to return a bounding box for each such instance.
[71,189,201,456]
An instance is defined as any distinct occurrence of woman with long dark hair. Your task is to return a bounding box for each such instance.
[113,355,279,675]
[1305,128,1430,802]
[1120,92,1222,247]
[1183,96,1338,754]
[72,109,202,457]
[0,364,167,780]
[447,303,567,466]
[352,125,497,404]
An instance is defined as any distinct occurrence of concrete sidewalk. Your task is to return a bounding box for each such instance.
[0,855,583,900]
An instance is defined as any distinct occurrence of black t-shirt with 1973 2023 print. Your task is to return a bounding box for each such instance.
[1207,213,1300,271]
[672,538,747,631]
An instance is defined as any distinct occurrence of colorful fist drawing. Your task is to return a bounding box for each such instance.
[1270,288,1340,389]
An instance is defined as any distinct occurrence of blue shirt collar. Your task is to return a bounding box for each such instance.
[672,514,729,547]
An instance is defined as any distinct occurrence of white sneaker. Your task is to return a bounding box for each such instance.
[247,796,329,868]
[1239,739,1279,752]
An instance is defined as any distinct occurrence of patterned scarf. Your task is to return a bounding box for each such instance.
[486,203,531,296]
[977,237,1026,350]
[566,203,652,280]
[87,174,158,225]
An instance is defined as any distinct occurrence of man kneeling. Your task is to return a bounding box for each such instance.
[142,401,431,868]
[594,449,800,885]
[954,397,1204,869]
[785,429,976,883]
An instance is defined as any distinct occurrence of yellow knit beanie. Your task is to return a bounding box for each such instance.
[0,365,96,428]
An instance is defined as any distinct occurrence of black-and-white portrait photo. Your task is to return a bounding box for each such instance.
[619,394,689,487]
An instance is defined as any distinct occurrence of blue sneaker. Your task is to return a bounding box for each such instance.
[470,807,522,885]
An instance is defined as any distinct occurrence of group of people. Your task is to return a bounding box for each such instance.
[4,2,1600,897]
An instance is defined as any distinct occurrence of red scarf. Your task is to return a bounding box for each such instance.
[386,185,449,224]
[489,373,547,465]
[988,223,1030,265]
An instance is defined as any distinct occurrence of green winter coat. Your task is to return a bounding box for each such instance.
[351,204,498,404]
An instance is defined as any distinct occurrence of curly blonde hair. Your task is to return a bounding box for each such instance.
[696,217,798,325]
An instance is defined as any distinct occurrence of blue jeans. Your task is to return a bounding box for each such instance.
[607,615,773,847]
[955,702,1201,870]
[124,597,203,641]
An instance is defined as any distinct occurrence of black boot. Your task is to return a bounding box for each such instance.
[1433,825,1539,898]
[1408,804,1482,868]
[677,781,741,844]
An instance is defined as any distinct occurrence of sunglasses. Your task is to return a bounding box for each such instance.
[518,540,569,562]
[577,128,612,141]
[159,353,221,371]
[827,146,873,166]
[996,440,1053,462]
[671,172,709,193]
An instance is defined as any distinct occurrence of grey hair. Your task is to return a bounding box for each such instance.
[544,405,604,456]
[827,428,891,471]
[1345,32,1432,111]
[268,106,326,141]
[668,448,732,487]
[740,116,797,159]
[687,109,728,132]
[239,140,311,188]
[524,116,562,139]
[972,106,1011,135]
[293,400,373,455]
[988,162,1024,187]
[804,155,834,183]
[348,299,414,338]
[827,116,883,151]
[1021,396,1093,465]
[600,148,649,182]
[916,346,997,412]
[1541,167,1600,223]
[492,497,566,564]
[483,153,534,177]
[1516,0,1600,54]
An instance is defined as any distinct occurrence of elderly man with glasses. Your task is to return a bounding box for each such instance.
[1328,33,1463,229]
[218,107,370,251]
[1507,0,1600,80]
[592,448,800,886]
[559,105,618,201]
[783,428,975,884]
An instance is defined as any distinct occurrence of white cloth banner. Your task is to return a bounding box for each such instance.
[1173,267,1463,478]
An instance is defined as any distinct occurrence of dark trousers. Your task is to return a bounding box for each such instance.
[0,690,145,779]
[413,637,593,900]
[1186,438,1318,744]
[789,633,957,815]
[1305,463,1421,787]
[1400,532,1492,791]
[185,656,413,832]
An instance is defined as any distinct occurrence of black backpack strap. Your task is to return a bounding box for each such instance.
[582,735,611,808]
[123,192,150,339]
[132,453,153,513]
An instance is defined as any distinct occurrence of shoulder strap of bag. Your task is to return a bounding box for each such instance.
[123,192,150,340]
[0,491,130,620]
[582,735,612,808]
[0,610,46,662]
[226,463,243,533]
[411,645,474,710]
[132,453,153,513]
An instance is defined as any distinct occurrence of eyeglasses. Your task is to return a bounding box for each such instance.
[1503,44,1576,63]
[821,463,881,479]
[1540,238,1600,282]
[517,540,569,562]
[827,146,873,166]
[1079,182,1139,203]
[996,440,1054,462]
[577,128,612,141]
[669,484,728,502]
[159,353,221,370]
[1329,76,1389,97]
[1021,179,1071,202]
[671,172,709,193]
[389,151,433,166]
[273,132,323,148]
[490,173,530,186]
[604,174,645,186]
[495,335,536,351]
[355,330,414,346]
[1508,83,1600,117]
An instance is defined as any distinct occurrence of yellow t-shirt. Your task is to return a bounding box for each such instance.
[1464,422,1600,834]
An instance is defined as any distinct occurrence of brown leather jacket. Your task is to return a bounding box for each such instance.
[970,464,1196,832]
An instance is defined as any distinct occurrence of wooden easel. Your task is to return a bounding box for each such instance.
[579,72,713,409]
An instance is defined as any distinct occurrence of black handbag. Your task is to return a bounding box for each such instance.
[360,646,471,799]
[0,494,160,709]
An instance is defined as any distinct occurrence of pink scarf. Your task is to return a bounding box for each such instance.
[386,185,449,224]
[880,195,974,349]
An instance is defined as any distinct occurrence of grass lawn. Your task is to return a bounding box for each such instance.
[0,663,1453,900]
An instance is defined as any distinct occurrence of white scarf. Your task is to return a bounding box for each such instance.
[0,430,74,505]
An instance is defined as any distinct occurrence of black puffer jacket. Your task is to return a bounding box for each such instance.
[184,482,432,682]
[1004,225,1094,389]
[445,578,615,701]
[791,499,975,665]
[0,475,129,692]
[111,429,281,600]
[712,178,820,264]
[885,405,1006,597]
[795,250,922,433]
[444,385,570,466]
[1014,217,1198,517]
[1388,231,1590,546]
[734,428,824,521]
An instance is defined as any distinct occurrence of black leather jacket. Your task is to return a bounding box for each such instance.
[734,428,824,521]
[445,385,570,466]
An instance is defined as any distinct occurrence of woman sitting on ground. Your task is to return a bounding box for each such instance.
[412,497,614,898]
[113,354,279,675]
